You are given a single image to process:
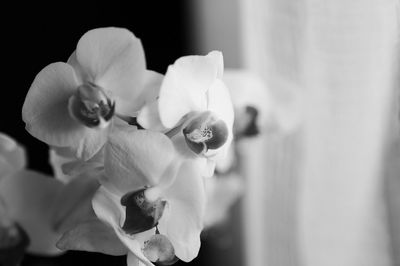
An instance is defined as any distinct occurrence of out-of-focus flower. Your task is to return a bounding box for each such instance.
[203,70,271,231]
[22,27,161,160]
[57,126,206,265]
[223,69,271,138]
[203,173,243,228]
[215,69,271,174]
[138,51,234,177]
[224,69,303,134]
[0,133,26,180]
[0,133,101,262]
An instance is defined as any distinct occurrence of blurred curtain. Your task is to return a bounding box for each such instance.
[190,0,400,265]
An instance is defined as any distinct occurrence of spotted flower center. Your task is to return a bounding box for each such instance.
[68,82,115,128]
[183,111,229,155]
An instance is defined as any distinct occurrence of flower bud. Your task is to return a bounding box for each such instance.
[120,188,166,235]
[143,234,178,265]
[183,111,228,155]
[68,82,115,128]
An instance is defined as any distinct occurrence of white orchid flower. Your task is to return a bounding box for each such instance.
[57,125,206,265]
[138,51,234,177]
[22,27,162,160]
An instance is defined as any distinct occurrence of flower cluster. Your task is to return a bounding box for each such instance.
[13,27,234,266]
[0,27,272,266]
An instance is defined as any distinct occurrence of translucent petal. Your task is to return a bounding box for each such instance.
[75,27,146,112]
[56,219,128,255]
[0,170,64,255]
[158,52,222,128]
[158,161,206,262]
[103,127,177,195]
[22,62,87,147]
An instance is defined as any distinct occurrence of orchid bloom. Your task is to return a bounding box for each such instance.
[0,133,62,259]
[223,69,271,139]
[22,27,162,160]
[0,133,102,262]
[97,126,206,265]
[138,51,234,177]
[57,125,206,265]
[213,69,271,174]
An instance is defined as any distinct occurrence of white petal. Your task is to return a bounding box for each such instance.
[158,53,222,128]
[119,70,164,116]
[22,62,88,148]
[92,187,154,266]
[103,126,177,195]
[207,79,234,130]
[92,187,125,228]
[158,161,206,262]
[50,174,99,233]
[56,219,128,256]
[206,51,224,78]
[76,27,146,112]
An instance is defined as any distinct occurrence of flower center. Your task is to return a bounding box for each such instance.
[183,111,229,155]
[120,188,166,235]
[68,82,115,128]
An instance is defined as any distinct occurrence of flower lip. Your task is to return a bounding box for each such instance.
[183,111,229,155]
[120,188,166,235]
[68,82,115,128]
[143,234,178,265]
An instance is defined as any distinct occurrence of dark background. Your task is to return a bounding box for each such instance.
[1,2,243,266]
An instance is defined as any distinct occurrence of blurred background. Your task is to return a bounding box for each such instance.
[1,0,400,266]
